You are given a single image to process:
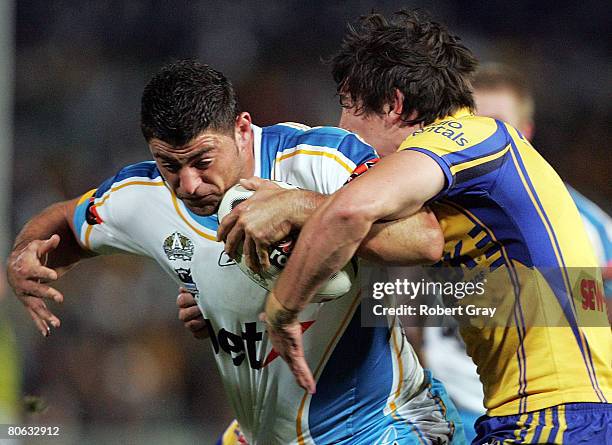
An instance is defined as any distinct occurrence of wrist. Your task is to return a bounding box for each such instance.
[265,291,299,328]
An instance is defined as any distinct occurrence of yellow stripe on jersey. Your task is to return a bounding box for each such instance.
[94,180,165,208]
[169,189,217,242]
[276,149,354,174]
[77,188,96,205]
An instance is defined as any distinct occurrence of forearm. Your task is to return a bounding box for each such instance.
[273,196,373,312]
[286,189,327,228]
[357,207,444,265]
[291,192,443,266]
[12,199,92,269]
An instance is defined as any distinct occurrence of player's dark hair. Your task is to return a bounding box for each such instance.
[331,10,478,126]
[473,63,534,120]
[141,59,239,145]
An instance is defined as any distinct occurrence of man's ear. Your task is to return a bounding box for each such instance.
[234,112,252,148]
[387,88,405,124]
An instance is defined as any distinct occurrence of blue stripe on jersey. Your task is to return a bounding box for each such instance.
[442,120,508,167]
[94,161,161,198]
[73,196,91,238]
[260,124,378,180]
[185,206,219,232]
[308,307,393,443]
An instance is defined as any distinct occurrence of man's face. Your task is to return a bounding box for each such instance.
[149,130,245,216]
[338,107,398,157]
[474,88,533,140]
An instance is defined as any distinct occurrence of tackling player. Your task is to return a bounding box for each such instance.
[264,10,612,444]
[7,60,465,444]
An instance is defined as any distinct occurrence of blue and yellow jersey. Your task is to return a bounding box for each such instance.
[399,108,612,416]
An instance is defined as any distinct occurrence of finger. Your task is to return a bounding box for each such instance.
[217,212,239,243]
[27,265,59,282]
[243,233,260,274]
[29,300,61,328]
[185,317,207,333]
[20,281,64,303]
[26,307,50,337]
[179,305,203,323]
[291,357,316,394]
[177,290,197,308]
[255,239,270,272]
[35,234,61,257]
[224,224,245,260]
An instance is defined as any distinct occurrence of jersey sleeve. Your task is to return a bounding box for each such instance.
[273,126,380,194]
[398,117,510,200]
[72,161,163,256]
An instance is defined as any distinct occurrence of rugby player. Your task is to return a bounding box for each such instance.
[7,60,465,444]
[421,62,612,442]
[264,11,612,444]
[472,62,612,311]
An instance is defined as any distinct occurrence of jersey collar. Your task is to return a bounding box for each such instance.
[251,123,262,178]
[431,107,473,124]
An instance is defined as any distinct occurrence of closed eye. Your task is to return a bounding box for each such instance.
[162,163,180,173]
[194,159,212,169]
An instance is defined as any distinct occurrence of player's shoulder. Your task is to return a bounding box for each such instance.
[264,122,368,150]
[94,161,164,199]
[401,111,503,153]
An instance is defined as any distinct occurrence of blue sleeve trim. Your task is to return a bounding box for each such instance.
[95,161,160,198]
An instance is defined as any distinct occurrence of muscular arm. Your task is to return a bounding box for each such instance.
[263,151,445,393]
[219,177,443,271]
[12,198,93,270]
[272,150,445,312]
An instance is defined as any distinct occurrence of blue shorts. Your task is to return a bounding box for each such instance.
[473,402,612,444]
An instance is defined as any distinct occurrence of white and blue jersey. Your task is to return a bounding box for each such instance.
[72,122,463,444]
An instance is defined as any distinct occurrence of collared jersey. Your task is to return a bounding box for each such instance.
[73,123,429,444]
[399,109,612,416]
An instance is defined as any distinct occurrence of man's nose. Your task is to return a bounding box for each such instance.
[179,168,202,195]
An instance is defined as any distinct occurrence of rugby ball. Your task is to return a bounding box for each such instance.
[218,181,357,302]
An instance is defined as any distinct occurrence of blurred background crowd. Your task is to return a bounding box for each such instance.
[1,0,610,443]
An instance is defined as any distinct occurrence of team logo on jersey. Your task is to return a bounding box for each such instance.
[163,232,199,296]
[345,158,379,184]
[163,232,194,260]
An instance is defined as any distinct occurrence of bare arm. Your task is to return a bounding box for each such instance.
[7,197,94,335]
[272,151,445,312]
[218,176,443,272]
[357,207,443,265]
[263,151,445,393]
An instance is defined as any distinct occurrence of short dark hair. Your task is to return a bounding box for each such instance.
[331,10,478,126]
[141,59,239,146]
[473,63,534,122]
